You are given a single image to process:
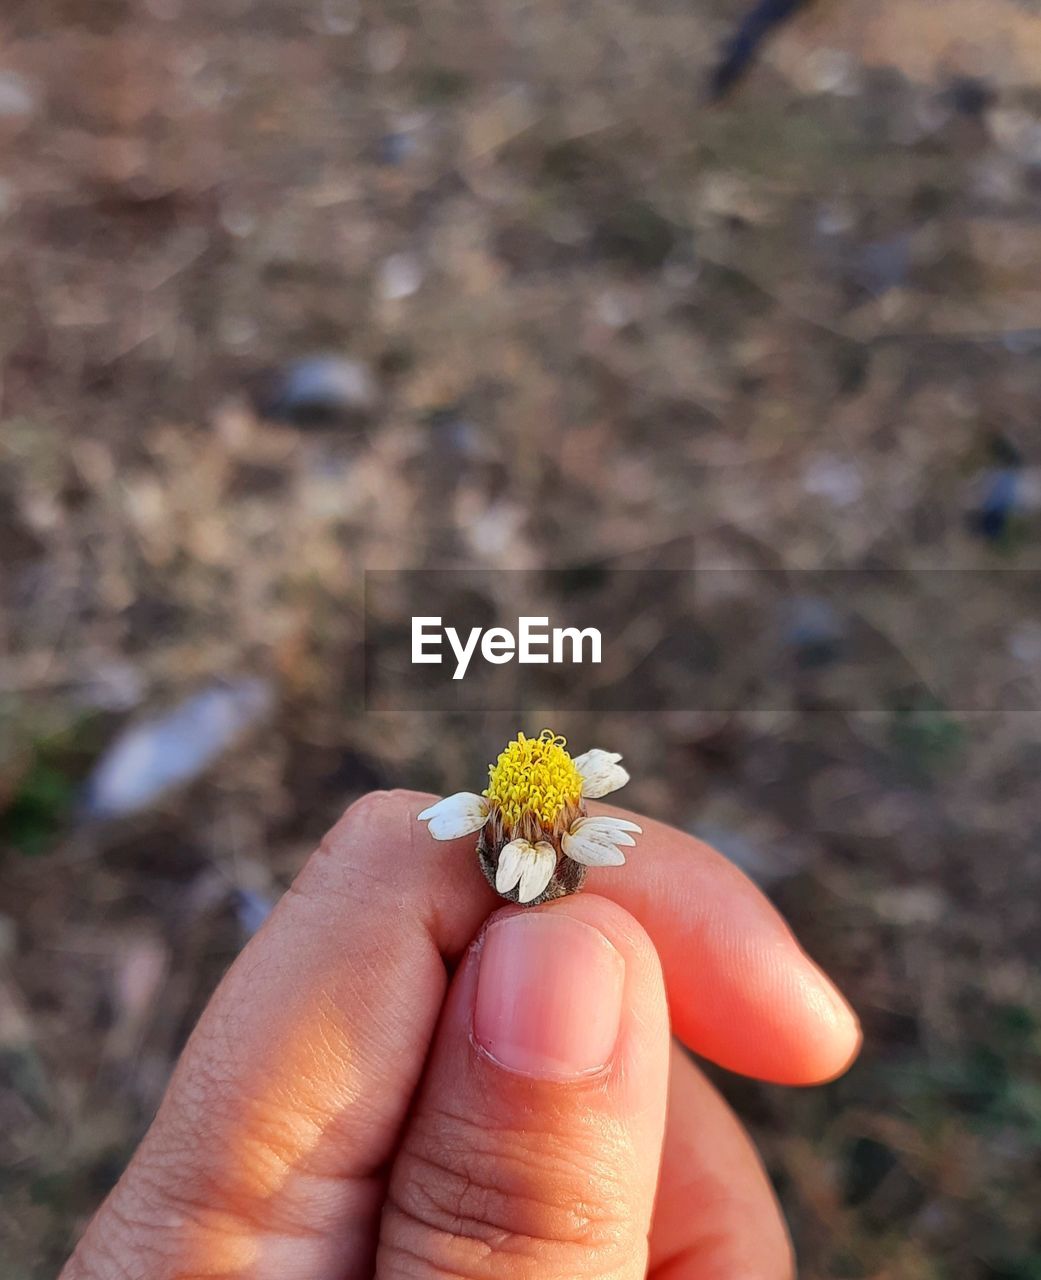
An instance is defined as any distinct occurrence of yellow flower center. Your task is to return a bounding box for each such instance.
[484,729,584,830]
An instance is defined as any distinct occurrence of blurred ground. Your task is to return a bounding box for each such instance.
[3,0,1041,1276]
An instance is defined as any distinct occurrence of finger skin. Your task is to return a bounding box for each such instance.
[62,790,855,1279]
[595,800,861,1084]
[649,1045,794,1280]
[377,894,671,1280]
[63,792,497,1280]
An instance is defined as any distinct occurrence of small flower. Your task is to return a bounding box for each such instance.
[418,729,640,906]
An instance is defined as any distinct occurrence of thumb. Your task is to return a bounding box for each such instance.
[377,894,670,1280]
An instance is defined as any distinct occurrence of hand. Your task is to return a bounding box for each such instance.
[61,791,860,1279]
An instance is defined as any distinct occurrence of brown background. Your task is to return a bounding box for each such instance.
[2,1,1041,1275]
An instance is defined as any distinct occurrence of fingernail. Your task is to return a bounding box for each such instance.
[474,912,625,1080]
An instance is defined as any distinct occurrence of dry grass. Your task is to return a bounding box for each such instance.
[2,1,1041,1275]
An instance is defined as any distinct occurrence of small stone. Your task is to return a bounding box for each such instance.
[805,48,861,97]
[378,252,424,301]
[854,233,912,297]
[1002,331,1041,356]
[375,131,415,166]
[967,466,1041,541]
[366,27,407,74]
[944,75,995,118]
[82,679,274,819]
[1009,620,1041,665]
[988,108,1041,166]
[310,0,360,35]
[427,412,488,460]
[970,467,1019,541]
[803,454,864,507]
[263,355,377,425]
[593,287,641,330]
[781,596,847,669]
[0,72,37,120]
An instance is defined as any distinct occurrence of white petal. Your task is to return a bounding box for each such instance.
[572,815,642,837]
[562,815,642,868]
[417,791,488,840]
[518,842,557,903]
[574,748,630,799]
[495,839,557,901]
[565,829,637,856]
[495,839,531,894]
[578,825,637,848]
[562,829,627,867]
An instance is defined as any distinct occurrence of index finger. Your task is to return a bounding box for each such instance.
[592,798,861,1084]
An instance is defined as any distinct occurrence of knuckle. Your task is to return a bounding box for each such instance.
[381,1105,636,1278]
[345,788,417,825]
[319,789,418,858]
[329,788,394,839]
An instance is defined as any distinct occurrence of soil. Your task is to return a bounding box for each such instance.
[2,1,1041,1275]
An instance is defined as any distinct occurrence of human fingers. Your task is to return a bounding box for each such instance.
[62,789,855,1279]
[377,893,670,1280]
[649,1043,793,1279]
[62,792,499,1280]
[587,800,861,1084]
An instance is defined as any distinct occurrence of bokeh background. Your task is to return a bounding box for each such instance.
[3,0,1041,1275]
